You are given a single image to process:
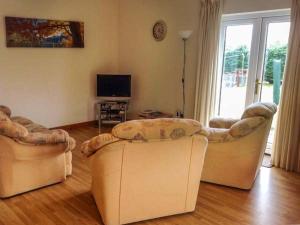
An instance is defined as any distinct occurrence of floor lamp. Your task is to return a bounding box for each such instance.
[179,30,193,118]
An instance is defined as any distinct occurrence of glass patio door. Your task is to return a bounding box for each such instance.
[217,11,290,119]
[255,18,290,103]
[217,20,257,118]
[216,11,290,155]
[255,18,290,154]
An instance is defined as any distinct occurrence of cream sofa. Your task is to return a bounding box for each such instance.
[81,118,208,225]
[201,102,277,189]
[0,105,75,198]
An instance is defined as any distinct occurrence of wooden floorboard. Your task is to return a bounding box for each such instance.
[1,125,300,225]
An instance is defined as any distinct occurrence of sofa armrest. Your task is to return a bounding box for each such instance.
[18,129,76,151]
[0,105,11,117]
[209,118,239,129]
[0,120,28,138]
[81,133,121,157]
[229,116,266,138]
[207,128,235,143]
[88,141,125,225]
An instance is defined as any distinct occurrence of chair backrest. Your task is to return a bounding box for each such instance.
[241,102,277,119]
[111,118,208,141]
[90,119,209,225]
[230,102,277,138]
[118,134,207,224]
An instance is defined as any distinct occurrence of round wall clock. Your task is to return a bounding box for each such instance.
[153,20,167,41]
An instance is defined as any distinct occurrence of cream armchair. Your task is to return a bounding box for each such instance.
[0,105,75,198]
[81,118,208,225]
[201,102,277,189]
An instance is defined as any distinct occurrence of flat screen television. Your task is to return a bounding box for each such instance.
[97,74,131,100]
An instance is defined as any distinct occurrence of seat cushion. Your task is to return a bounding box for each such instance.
[112,118,205,141]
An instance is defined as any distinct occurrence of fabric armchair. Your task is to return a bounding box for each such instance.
[81,118,208,225]
[0,105,75,198]
[201,102,277,189]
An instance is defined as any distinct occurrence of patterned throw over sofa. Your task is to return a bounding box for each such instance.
[201,102,277,189]
[0,105,76,198]
[81,118,208,225]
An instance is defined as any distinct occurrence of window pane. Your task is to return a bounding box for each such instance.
[260,22,290,104]
[218,25,253,118]
[260,22,290,154]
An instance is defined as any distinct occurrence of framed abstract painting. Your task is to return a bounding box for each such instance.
[5,16,84,48]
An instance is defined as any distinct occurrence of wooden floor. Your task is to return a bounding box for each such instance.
[1,125,300,225]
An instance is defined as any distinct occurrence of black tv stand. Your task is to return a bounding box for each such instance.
[97,100,129,132]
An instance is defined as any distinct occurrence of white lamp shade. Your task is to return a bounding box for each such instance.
[179,30,193,39]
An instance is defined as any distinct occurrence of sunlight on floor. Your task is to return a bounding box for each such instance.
[258,167,272,194]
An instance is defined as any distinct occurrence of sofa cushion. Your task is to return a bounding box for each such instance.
[241,102,277,119]
[0,107,76,151]
[112,118,205,141]
[11,116,33,126]
[24,123,48,133]
[207,128,235,142]
[0,105,11,117]
[0,120,28,138]
[229,116,265,138]
[81,133,121,157]
[209,118,239,129]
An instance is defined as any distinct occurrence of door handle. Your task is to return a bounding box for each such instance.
[255,79,262,95]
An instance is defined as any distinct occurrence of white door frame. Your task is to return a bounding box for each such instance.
[254,15,290,102]
[216,9,291,115]
[217,18,260,114]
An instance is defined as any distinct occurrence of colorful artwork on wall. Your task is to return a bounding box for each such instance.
[5,16,84,48]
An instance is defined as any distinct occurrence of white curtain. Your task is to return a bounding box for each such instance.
[272,0,300,173]
[194,0,223,125]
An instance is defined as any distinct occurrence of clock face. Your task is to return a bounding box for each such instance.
[153,20,167,41]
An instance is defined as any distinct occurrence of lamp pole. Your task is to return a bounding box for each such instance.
[181,38,187,118]
[178,30,192,118]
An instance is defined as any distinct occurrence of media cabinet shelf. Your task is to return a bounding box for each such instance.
[97,100,129,132]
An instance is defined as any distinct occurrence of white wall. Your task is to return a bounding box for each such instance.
[118,0,292,119]
[224,0,292,14]
[0,0,119,127]
[0,0,292,127]
[119,0,200,118]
